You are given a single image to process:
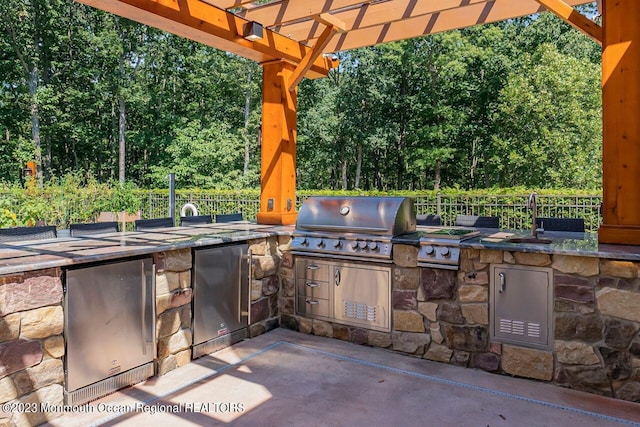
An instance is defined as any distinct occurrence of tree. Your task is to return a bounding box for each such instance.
[489,43,601,187]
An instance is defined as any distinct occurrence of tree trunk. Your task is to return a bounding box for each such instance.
[434,158,442,191]
[243,66,252,177]
[470,138,478,184]
[118,55,126,184]
[28,67,43,187]
[355,143,362,189]
[341,145,348,190]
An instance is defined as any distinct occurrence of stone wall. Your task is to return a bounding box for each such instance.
[286,245,640,403]
[155,249,193,375]
[0,268,65,427]
[154,238,285,375]
[248,236,287,337]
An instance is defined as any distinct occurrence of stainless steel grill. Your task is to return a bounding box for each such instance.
[293,196,415,332]
[291,196,416,262]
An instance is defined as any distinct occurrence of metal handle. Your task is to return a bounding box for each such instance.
[307,264,320,270]
[335,268,341,286]
[306,299,320,305]
[305,282,319,288]
[142,262,156,356]
[142,263,147,355]
[150,263,157,358]
[247,249,253,325]
[499,272,506,293]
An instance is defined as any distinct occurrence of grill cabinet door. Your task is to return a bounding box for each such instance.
[333,262,390,332]
[491,264,553,350]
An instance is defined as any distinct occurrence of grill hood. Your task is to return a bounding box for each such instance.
[295,196,416,237]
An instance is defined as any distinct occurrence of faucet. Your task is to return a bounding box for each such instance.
[528,192,544,238]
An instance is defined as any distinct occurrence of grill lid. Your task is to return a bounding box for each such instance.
[295,196,416,237]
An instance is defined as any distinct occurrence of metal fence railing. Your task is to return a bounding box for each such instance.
[412,193,602,232]
[142,191,602,232]
[141,191,261,222]
[0,189,603,232]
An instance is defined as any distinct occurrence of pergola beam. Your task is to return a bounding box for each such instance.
[203,0,254,10]
[320,0,592,54]
[599,0,640,244]
[265,0,489,41]
[316,13,347,33]
[237,0,375,28]
[77,0,336,78]
[288,24,338,92]
[534,0,602,45]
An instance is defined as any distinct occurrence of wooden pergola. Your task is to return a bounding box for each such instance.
[79,0,639,245]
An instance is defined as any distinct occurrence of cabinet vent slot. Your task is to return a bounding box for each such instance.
[499,319,526,335]
[499,318,542,338]
[344,301,376,322]
[528,323,541,338]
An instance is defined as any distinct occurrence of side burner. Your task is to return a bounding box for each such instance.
[418,228,479,270]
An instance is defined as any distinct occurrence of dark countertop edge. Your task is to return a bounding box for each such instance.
[0,227,293,276]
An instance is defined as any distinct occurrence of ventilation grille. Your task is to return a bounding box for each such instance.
[65,363,154,406]
[343,301,376,322]
[499,318,541,339]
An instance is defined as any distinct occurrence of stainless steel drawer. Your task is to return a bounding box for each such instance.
[297,295,330,318]
[296,278,330,300]
[296,260,329,282]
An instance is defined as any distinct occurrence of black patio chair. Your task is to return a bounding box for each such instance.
[416,214,442,226]
[69,222,119,237]
[536,217,585,232]
[0,225,57,242]
[134,217,174,231]
[180,215,213,226]
[214,213,243,223]
[455,215,500,229]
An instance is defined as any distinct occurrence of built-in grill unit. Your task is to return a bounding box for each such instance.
[417,228,480,270]
[292,196,415,332]
[291,196,416,262]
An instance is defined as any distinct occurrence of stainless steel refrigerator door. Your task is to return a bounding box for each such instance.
[64,258,155,392]
[193,244,249,346]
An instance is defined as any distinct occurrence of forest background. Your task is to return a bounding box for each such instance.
[0,1,601,193]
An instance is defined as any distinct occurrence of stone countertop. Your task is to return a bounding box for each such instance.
[393,226,640,261]
[0,223,294,276]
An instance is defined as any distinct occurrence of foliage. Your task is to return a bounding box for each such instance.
[0,1,602,193]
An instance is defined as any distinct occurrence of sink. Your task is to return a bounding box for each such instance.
[505,237,552,244]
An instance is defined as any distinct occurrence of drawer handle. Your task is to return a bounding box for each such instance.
[306,282,320,288]
[499,272,506,293]
[306,265,320,270]
[306,299,320,305]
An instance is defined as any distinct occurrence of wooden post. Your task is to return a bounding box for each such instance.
[256,60,298,225]
[599,0,640,244]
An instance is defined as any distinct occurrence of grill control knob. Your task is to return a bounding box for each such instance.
[351,240,359,250]
[301,237,309,247]
[424,245,435,255]
[333,240,342,249]
[317,239,325,248]
[440,247,450,257]
[368,242,378,251]
[359,241,368,250]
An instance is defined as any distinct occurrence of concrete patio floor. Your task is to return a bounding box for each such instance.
[49,328,640,427]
